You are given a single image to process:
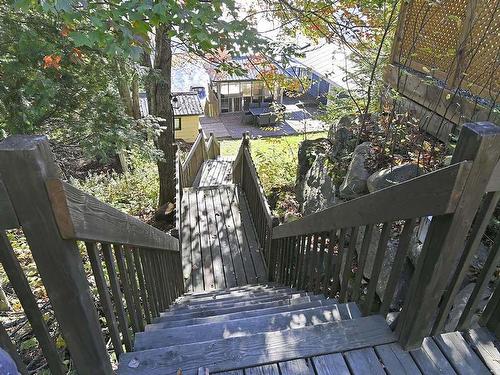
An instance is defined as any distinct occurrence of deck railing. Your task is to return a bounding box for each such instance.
[233,133,276,269]
[180,130,220,188]
[0,136,183,374]
[268,122,500,349]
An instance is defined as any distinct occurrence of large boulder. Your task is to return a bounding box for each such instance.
[301,154,337,215]
[367,163,421,193]
[339,142,372,199]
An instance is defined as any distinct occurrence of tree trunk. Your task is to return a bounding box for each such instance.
[116,62,134,117]
[131,74,141,119]
[152,25,175,207]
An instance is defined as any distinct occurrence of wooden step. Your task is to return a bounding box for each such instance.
[174,287,295,306]
[176,282,284,300]
[146,298,339,331]
[167,292,305,314]
[118,315,396,374]
[135,303,360,351]
[159,293,316,320]
[170,289,297,310]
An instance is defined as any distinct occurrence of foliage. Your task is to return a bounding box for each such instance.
[71,150,159,217]
[0,5,143,160]
[221,132,327,194]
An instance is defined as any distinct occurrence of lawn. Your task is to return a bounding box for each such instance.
[221,132,328,214]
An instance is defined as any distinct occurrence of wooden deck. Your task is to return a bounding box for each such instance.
[181,184,267,292]
[193,158,234,188]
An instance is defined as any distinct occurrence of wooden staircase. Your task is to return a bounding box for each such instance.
[117,283,397,374]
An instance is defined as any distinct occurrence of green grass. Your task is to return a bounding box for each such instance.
[221,132,328,195]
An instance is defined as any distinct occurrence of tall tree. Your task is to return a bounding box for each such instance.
[26,0,271,206]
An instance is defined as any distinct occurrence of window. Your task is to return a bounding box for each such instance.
[174,117,181,130]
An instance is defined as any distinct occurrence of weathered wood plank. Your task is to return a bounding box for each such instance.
[245,364,280,375]
[344,347,385,375]
[181,191,194,292]
[136,303,343,350]
[351,224,374,301]
[312,353,350,375]
[0,231,65,374]
[210,188,238,287]
[224,187,259,284]
[375,343,421,374]
[188,189,204,291]
[124,248,145,331]
[463,328,500,374]
[216,188,248,285]
[197,189,216,290]
[118,315,396,374]
[340,227,359,301]
[146,298,337,330]
[279,359,313,374]
[0,135,112,373]
[273,162,472,239]
[0,179,19,230]
[132,250,151,324]
[486,159,500,192]
[46,179,178,251]
[410,337,457,375]
[434,332,490,374]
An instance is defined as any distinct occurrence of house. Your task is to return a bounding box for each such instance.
[288,42,353,105]
[139,91,204,142]
[205,57,277,116]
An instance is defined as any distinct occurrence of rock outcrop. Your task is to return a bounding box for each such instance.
[367,163,421,193]
[339,142,372,199]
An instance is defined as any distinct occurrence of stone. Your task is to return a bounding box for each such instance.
[301,154,337,215]
[283,212,300,223]
[367,163,421,193]
[327,115,355,143]
[339,142,371,199]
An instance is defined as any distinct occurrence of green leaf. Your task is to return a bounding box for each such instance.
[69,31,92,47]
[21,337,39,350]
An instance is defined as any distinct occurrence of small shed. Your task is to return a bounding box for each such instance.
[172,92,204,142]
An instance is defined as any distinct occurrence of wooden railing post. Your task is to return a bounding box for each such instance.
[397,122,500,350]
[0,136,112,374]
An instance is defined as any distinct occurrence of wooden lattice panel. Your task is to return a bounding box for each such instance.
[398,0,468,79]
[461,0,500,98]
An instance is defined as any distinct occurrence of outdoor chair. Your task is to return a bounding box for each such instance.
[249,102,260,109]
[269,113,278,125]
[242,112,255,125]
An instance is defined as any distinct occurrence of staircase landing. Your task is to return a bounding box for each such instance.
[181,158,267,292]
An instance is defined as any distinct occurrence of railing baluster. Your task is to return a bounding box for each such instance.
[315,234,327,293]
[331,228,347,296]
[133,250,151,324]
[86,242,123,358]
[114,245,140,333]
[0,322,27,375]
[294,236,305,288]
[363,222,391,315]
[479,280,500,333]
[300,235,311,290]
[140,249,159,317]
[457,230,500,331]
[351,224,374,302]
[102,243,132,352]
[124,248,145,331]
[380,219,416,316]
[0,232,65,374]
[339,227,359,302]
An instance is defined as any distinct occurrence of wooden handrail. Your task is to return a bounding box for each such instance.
[272,161,472,239]
[181,130,205,172]
[0,135,184,374]
[0,179,19,230]
[46,179,179,251]
[486,159,500,192]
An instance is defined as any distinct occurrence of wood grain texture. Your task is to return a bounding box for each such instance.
[273,161,472,239]
[244,364,279,375]
[486,159,500,192]
[375,343,421,374]
[344,348,385,375]
[46,179,178,251]
[137,303,343,349]
[410,337,457,375]
[434,332,490,374]
[464,328,500,374]
[0,135,112,374]
[279,359,313,374]
[119,316,395,374]
[312,353,350,375]
[0,179,18,230]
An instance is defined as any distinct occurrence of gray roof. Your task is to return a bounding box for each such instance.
[172,91,204,116]
[138,91,203,117]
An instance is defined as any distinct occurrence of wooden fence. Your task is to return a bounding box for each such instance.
[0,136,183,374]
[233,133,276,271]
[268,122,500,349]
[385,0,500,140]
